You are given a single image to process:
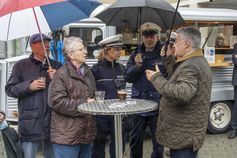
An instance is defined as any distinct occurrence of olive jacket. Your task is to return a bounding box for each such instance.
[48,62,96,145]
[150,49,212,151]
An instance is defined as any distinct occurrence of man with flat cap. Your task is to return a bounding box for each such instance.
[5,33,62,158]
[91,34,126,158]
[126,22,165,158]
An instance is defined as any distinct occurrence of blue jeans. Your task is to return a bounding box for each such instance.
[22,140,54,158]
[170,148,198,158]
[53,143,92,158]
[129,114,163,158]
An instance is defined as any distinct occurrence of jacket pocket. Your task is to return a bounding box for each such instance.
[19,110,40,136]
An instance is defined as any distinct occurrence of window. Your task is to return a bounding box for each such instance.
[200,25,233,48]
[70,27,102,59]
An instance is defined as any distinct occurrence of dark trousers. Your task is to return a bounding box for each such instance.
[92,116,125,158]
[170,148,198,158]
[231,86,237,129]
[129,114,163,158]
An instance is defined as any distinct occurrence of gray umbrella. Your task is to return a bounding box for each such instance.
[95,0,184,32]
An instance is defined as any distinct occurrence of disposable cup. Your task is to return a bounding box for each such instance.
[95,91,105,102]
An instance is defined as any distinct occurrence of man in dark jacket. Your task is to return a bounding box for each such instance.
[126,22,164,158]
[5,33,62,158]
[228,44,237,139]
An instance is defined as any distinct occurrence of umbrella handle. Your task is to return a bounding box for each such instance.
[32,7,52,69]
[45,54,52,70]
[164,0,181,56]
[39,33,52,69]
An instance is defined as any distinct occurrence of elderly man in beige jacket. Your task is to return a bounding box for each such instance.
[146,26,212,158]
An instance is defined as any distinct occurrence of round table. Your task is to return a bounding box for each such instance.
[78,99,158,158]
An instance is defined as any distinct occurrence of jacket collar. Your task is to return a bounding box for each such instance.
[176,49,203,62]
[66,62,90,79]
[101,59,116,68]
[139,41,162,53]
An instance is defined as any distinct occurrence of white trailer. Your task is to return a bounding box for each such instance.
[1,7,237,133]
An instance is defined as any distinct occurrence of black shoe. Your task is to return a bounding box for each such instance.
[228,129,237,139]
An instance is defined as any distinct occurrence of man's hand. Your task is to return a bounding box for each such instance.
[161,45,175,57]
[134,53,143,67]
[87,98,95,102]
[30,79,46,91]
[146,70,158,81]
[47,68,56,79]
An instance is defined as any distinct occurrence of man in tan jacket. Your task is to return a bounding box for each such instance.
[146,26,212,158]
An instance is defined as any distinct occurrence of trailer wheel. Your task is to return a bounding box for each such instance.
[208,102,232,134]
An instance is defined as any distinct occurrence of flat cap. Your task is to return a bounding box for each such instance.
[30,33,51,44]
[98,34,123,47]
[141,22,161,36]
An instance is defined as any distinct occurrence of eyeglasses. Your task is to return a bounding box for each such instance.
[73,47,87,53]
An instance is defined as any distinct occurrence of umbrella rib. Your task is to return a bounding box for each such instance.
[6,13,13,41]
[137,8,142,45]
[153,8,168,29]
[107,8,122,25]
[136,8,140,32]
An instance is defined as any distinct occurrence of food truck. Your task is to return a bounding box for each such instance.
[1,7,237,134]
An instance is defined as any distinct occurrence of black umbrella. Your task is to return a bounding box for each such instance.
[95,0,184,32]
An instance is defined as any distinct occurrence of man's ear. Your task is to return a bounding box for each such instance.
[184,40,191,48]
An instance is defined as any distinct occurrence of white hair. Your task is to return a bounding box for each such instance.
[63,37,83,60]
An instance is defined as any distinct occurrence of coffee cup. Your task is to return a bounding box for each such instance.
[117,89,127,100]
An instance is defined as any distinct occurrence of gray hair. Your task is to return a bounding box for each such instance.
[63,36,83,61]
[176,26,201,49]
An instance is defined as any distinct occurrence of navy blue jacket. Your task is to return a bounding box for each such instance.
[232,44,237,86]
[5,54,62,142]
[91,59,126,99]
[126,42,166,116]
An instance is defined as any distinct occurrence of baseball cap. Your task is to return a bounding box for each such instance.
[30,33,51,44]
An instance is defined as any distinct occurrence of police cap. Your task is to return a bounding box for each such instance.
[98,34,123,48]
[140,22,161,36]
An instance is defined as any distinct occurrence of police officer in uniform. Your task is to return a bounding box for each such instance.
[126,22,165,158]
[91,34,126,158]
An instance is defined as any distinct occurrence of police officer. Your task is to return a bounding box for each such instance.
[91,34,126,158]
[126,22,165,158]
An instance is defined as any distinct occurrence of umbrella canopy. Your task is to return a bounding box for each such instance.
[0,0,101,41]
[95,0,184,32]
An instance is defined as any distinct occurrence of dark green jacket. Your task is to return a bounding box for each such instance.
[150,49,212,151]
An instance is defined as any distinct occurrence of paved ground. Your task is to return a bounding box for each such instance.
[36,133,237,158]
[197,134,237,158]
